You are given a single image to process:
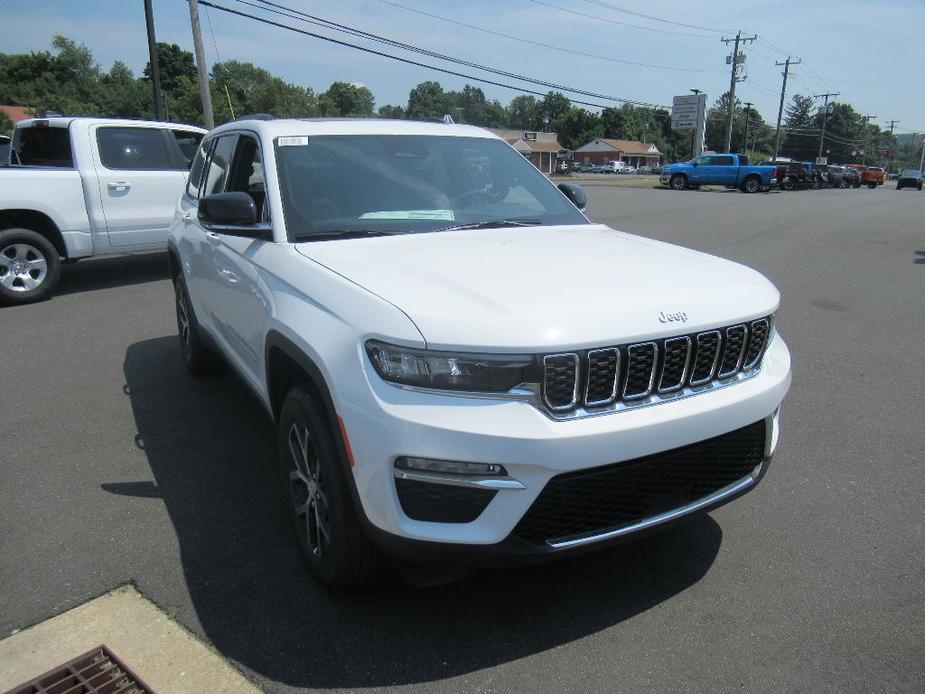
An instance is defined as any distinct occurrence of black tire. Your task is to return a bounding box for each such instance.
[896,183,902,190]
[853,182,861,188]
[781,177,795,192]
[278,385,384,590]
[0,227,62,306]
[918,183,923,191]
[867,183,876,189]
[742,176,761,194]
[173,275,219,377]
[669,174,688,191]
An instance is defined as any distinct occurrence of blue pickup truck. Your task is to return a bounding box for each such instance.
[660,153,777,193]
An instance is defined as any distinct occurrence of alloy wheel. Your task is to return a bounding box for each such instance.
[0,243,48,293]
[288,421,331,557]
[175,284,192,362]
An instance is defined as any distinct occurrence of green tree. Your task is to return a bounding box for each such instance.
[377,104,405,119]
[144,43,196,92]
[0,109,12,136]
[551,106,603,150]
[539,91,570,125]
[319,81,374,116]
[406,80,453,119]
[505,95,538,130]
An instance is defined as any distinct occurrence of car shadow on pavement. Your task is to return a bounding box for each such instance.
[56,252,169,296]
[122,336,723,689]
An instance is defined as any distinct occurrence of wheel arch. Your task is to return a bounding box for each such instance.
[0,209,67,258]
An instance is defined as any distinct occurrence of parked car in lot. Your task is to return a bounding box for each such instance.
[896,169,923,190]
[636,166,653,175]
[577,161,595,173]
[661,153,777,192]
[846,165,885,188]
[599,160,627,174]
[840,166,861,188]
[169,117,791,589]
[620,165,638,174]
[0,117,206,304]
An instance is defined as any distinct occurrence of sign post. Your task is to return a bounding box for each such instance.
[672,93,707,160]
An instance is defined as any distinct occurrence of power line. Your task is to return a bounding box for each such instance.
[376,0,723,73]
[198,0,648,112]
[239,0,669,109]
[579,0,732,33]
[527,0,716,38]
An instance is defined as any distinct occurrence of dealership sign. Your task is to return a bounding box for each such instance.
[671,93,707,130]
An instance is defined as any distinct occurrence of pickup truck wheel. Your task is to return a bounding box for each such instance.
[279,385,384,590]
[174,276,219,376]
[669,174,688,191]
[867,182,876,189]
[781,177,795,191]
[742,176,761,194]
[0,228,61,305]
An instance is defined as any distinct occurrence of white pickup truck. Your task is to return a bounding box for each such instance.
[0,117,206,304]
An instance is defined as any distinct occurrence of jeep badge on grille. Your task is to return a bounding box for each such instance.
[658,311,688,324]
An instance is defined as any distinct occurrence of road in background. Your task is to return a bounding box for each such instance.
[1,186,922,693]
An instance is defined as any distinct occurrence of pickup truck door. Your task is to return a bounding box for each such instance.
[193,133,272,390]
[712,155,738,185]
[688,155,713,183]
[91,125,200,248]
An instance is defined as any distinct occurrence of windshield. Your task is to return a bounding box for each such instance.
[274,135,588,239]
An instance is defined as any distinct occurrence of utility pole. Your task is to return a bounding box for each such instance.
[143,0,165,121]
[885,119,899,173]
[814,92,839,162]
[720,31,756,152]
[689,88,701,159]
[772,57,799,161]
[741,102,752,154]
[861,115,876,164]
[188,0,215,129]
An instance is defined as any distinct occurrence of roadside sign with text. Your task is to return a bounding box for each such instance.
[671,93,706,130]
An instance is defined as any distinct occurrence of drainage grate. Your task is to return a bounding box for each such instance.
[5,645,154,694]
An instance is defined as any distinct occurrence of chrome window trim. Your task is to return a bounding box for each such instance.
[657,335,692,393]
[542,353,579,411]
[689,330,722,386]
[743,318,770,369]
[584,347,620,407]
[717,324,748,378]
[623,341,658,400]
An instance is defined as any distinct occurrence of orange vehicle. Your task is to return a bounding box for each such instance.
[846,164,885,188]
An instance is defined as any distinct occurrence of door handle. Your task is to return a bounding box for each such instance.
[206,231,222,246]
[107,181,131,190]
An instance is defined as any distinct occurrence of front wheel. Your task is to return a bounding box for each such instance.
[742,176,761,194]
[174,276,220,377]
[781,176,795,191]
[278,386,384,590]
[669,174,688,191]
[0,228,62,306]
[867,183,877,189]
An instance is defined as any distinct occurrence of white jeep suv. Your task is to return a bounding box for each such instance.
[168,118,791,589]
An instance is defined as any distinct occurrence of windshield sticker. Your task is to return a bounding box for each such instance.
[359,210,455,221]
[277,136,310,147]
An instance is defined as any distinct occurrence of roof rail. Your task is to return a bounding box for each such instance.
[232,113,275,122]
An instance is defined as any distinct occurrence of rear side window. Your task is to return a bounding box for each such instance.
[97,127,171,170]
[172,129,204,169]
[186,139,210,199]
[201,135,237,196]
[12,126,74,167]
[714,156,735,166]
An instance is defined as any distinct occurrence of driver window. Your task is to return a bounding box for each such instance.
[227,136,267,221]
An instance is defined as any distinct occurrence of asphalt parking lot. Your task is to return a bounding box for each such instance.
[1,184,922,693]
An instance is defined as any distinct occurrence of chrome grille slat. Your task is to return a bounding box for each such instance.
[585,348,620,406]
[543,353,579,411]
[717,324,748,378]
[623,342,657,400]
[658,336,691,393]
[540,316,772,415]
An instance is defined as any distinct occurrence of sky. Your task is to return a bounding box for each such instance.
[1,0,923,135]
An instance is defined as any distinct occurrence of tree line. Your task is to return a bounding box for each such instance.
[1,36,910,169]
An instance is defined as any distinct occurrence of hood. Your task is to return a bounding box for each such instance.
[297,224,779,351]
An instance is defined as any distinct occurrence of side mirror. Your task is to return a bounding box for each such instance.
[198,192,270,238]
[557,182,587,213]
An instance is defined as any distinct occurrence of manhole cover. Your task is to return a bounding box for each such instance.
[5,644,154,693]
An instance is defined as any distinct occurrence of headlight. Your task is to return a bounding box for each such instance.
[366,340,537,392]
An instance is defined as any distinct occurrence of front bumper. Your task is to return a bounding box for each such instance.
[337,333,791,552]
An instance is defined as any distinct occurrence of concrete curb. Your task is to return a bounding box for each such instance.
[0,585,262,693]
